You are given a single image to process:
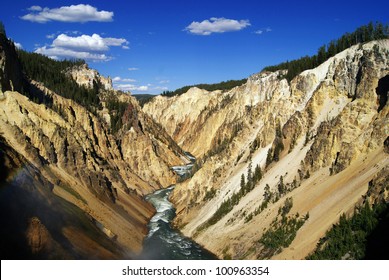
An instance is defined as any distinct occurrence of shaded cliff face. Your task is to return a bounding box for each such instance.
[0,34,24,95]
[0,33,188,258]
[0,137,129,259]
[144,40,389,259]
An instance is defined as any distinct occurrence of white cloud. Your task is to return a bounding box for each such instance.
[137,86,149,91]
[254,27,272,35]
[53,34,109,52]
[112,76,136,83]
[28,6,42,12]
[14,42,23,49]
[103,37,129,47]
[185,17,250,35]
[116,84,149,92]
[35,33,129,62]
[154,86,168,91]
[128,67,139,71]
[21,4,113,23]
[159,80,170,84]
[46,33,56,39]
[35,46,110,61]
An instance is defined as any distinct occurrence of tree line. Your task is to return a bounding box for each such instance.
[307,200,388,259]
[263,21,389,82]
[17,49,101,112]
[197,160,263,231]
[160,79,247,98]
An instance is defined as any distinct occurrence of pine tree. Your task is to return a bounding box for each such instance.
[266,147,273,167]
[0,21,6,36]
[278,175,285,195]
[254,164,262,182]
[246,159,253,190]
[240,174,246,190]
[264,184,271,202]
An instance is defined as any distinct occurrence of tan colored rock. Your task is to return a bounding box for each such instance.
[146,40,389,259]
[66,63,113,91]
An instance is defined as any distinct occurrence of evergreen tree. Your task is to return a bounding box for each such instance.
[264,184,271,202]
[240,173,246,190]
[254,164,262,182]
[278,175,285,195]
[0,21,5,36]
[247,160,253,188]
[266,147,273,167]
[262,21,389,82]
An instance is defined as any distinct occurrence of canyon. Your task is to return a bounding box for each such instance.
[1,27,388,259]
[144,39,389,259]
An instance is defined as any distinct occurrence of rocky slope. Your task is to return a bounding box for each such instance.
[0,32,188,258]
[66,63,113,91]
[144,40,389,259]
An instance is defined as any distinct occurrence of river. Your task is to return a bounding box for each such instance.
[140,162,216,259]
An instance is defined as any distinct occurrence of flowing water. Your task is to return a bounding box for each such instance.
[141,180,216,259]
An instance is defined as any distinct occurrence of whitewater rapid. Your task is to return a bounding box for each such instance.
[141,184,215,259]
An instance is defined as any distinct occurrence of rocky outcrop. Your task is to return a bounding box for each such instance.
[144,40,389,259]
[0,34,188,258]
[66,63,113,91]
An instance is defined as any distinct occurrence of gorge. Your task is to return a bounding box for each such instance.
[1,24,388,260]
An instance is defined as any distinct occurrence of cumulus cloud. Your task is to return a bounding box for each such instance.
[21,4,113,23]
[185,17,250,35]
[28,6,43,12]
[35,33,128,62]
[35,46,110,61]
[53,34,109,52]
[112,76,136,83]
[116,84,149,92]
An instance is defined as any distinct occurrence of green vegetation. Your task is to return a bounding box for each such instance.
[132,94,155,107]
[17,50,101,112]
[0,21,5,36]
[259,212,307,256]
[245,175,300,223]
[257,198,308,257]
[198,161,263,230]
[265,122,286,167]
[307,201,388,260]
[160,79,247,97]
[105,96,129,133]
[262,21,389,82]
[204,188,216,201]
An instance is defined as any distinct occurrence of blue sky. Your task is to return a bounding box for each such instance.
[2,0,388,94]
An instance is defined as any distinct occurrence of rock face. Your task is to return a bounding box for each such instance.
[0,34,24,95]
[144,40,389,259]
[66,63,113,91]
[0,32,188,258]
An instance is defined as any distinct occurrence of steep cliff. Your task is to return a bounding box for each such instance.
[144,40,389,259]
[66,63,113,91]
[0,32,188,258]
